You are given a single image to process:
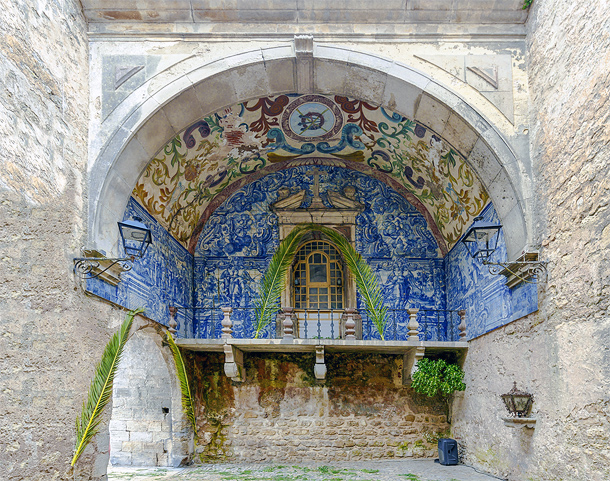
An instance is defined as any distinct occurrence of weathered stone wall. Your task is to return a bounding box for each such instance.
[452,1,610,480]
[186,352,449,462]
[109,330,173,467]
[109,326,191,468]
[0,1,124,479]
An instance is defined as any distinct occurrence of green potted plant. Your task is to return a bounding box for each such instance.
[411,357,466,423]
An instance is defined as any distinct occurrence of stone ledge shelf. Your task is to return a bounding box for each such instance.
[502,417,536,429]
[176,338,468,385]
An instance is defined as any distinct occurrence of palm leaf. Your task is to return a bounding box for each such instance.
[315,226,389,340]
[252,223,388,340]
[165,332,197,437]
[253,225,309,338]
[71,307,144,466]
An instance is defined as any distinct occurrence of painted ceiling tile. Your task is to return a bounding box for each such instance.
[133,93,489,251]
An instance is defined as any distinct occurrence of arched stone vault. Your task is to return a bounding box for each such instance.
[90,42,530,260]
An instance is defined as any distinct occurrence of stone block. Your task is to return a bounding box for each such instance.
[441,112,480,157]
[343,64,388,107]
[131,452,157,466]
[265,58,296,94]
[109,420,127,432]
[110,451,132,467]
[159,87,204,134]
[313,58,347,95]
[130,431,153,442]
[382,74,423,121]
[110,430,130,442]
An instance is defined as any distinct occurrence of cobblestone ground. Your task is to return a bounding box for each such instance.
[108,461,502,481]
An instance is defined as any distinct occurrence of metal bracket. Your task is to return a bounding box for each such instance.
[485,252,548,287]
[73,249,133,285]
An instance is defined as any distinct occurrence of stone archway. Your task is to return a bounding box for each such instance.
[88,41,530,262]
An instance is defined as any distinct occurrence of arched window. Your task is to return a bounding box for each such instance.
[293,240,344,310]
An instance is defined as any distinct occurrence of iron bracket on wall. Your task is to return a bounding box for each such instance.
[73,249,133,285]
[485,253,548,288]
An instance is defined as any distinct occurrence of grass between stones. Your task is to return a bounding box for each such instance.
[109,465,431,481]
[183,465,423,481]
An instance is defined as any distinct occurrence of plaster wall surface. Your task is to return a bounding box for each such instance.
[0,1,124,479]
[452,1,610,480]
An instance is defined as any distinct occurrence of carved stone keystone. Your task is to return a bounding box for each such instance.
[221,307,233,339]
[314,345,327,380]
[407,308,420,341]
[458,310,467,339]
[294,35,314,94]
[223,344,244,382]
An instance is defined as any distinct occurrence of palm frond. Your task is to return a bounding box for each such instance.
[71,307,144,466]
[252,223,388,339]
[165,332,197,438]
[253,225,309,338]
[315,226,389,340]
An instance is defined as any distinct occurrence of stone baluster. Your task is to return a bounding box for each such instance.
[407,308,420,341]
[221,307,233,339]
[458,310,467,340]
[168,306,178,338]
[282,307,294,340]
[344,308,357,340]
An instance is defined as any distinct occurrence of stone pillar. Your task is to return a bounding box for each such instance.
[344,308,357,340]
[458,310,467,339]
[407,308,420,341]
[221,307,233,339]
[282,307,295,340]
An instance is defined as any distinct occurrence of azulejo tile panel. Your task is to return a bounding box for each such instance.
[87,171,534,341]
[193,165,449,340]
[445,203,538,338]
[133,94,489,252]
[85,198,194,336]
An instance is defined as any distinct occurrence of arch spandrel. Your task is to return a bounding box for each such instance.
[90,44,530,260]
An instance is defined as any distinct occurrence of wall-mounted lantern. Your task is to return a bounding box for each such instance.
[461,216,547,285]
[73,217,152,284]
[118,217,153,257]
[501,381,536,429]
[461,216,502,261]
[501,381,533,418]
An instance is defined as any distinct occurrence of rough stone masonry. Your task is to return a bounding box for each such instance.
[186,352,449,463]
[451,1,610,480]
[1,1,610,481]
[0,1,124,479]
